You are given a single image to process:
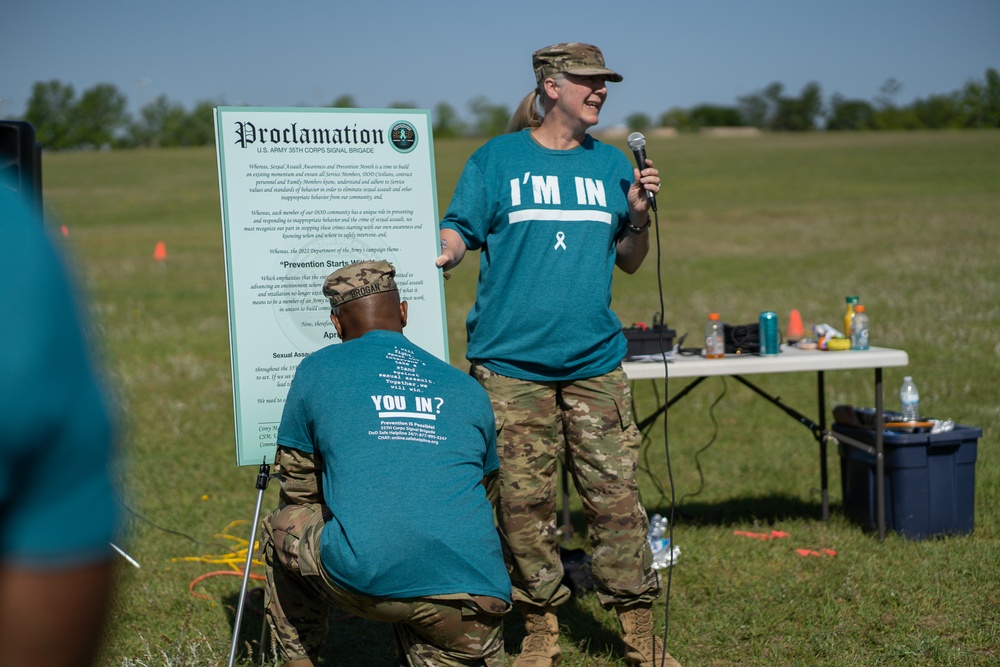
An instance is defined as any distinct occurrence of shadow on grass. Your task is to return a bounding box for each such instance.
[650,492,828,527]
[222,586,270,664]
[562,490,828,536]
[319,614,397,666]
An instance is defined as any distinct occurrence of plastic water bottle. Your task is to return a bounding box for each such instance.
[646,514,680,569]
[900,376,920,421]
[647,514,668,549]
[850,304,870,350]
[705,313,724,358]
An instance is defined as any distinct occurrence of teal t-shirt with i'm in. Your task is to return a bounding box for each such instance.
[441,129,635,381]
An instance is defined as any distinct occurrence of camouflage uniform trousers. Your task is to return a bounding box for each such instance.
[470,364,661,611]
[262,502,509,666]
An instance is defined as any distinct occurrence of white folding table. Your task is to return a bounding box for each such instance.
[621,345,909,540]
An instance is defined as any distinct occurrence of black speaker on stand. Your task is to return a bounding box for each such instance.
[0,120,43,216]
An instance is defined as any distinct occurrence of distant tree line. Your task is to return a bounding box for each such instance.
[13,68,1000,151]
[637,68,1000,133]
[20,81,217,150]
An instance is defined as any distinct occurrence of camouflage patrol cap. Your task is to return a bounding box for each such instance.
[532,42,623,85]
[322,260,398,307]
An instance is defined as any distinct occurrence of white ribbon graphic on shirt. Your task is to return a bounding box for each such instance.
[554,231,567,250]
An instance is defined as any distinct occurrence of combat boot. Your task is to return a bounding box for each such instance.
[616,604,682,667]
[512,607,561,667]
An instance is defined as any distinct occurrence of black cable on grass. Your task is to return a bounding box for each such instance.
[678,377,728,507]
[634,371,668,506]
[118,497,233,551]
[637,412,669,510]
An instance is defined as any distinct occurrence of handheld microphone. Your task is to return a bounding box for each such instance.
[627,131,657,211]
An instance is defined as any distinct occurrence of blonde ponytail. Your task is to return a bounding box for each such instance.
[507,73,569,133]
[507,89,544,133]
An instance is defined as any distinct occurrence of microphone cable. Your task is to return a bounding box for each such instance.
[627,131,675,664]
[648,199,677,665]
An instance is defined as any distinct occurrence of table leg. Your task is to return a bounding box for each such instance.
[817,371,829,522]
[875,368,886,541]
[635,376,707,432]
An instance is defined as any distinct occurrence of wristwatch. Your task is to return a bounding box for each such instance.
[627,217,651,234]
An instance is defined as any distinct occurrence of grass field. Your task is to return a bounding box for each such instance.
[40,130,999,666]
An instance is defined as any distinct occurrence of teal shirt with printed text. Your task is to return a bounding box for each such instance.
[441,129,634,381]
[276,330,510,602]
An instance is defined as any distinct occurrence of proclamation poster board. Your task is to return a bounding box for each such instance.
[215,107,446,466]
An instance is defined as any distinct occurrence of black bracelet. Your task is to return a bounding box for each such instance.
[627,217,651,234]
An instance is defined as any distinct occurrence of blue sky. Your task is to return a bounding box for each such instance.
[2,0,997,128]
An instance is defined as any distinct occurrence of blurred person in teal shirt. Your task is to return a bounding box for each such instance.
[0,179,120,667]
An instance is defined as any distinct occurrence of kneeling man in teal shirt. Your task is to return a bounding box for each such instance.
[262,260,511,667]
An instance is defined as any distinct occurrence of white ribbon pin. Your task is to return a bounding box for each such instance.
[554,231,567,250]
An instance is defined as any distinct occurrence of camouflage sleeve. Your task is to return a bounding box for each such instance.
[274,446,324,506]
[482,469,500,511]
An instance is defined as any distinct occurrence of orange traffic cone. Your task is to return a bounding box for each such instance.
[61,225,69,236]
[786,309,805,341]
[153,241,167,261]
